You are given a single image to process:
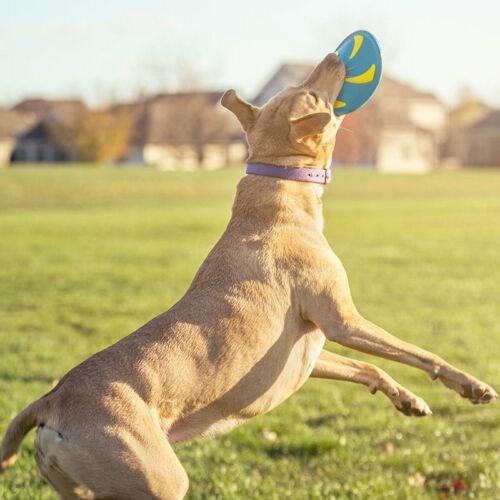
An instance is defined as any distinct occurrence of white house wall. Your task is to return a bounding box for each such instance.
[377,129,435,173]
[144,144,199,170]
[408,100,448,139]
[0,138,14,165]
[143,143,246,170]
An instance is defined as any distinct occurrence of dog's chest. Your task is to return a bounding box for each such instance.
[218,329,326,419]
[259,328,326,408]
[167,329,325,443]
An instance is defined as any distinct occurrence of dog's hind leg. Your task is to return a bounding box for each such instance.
[310,349,431,416]
[35,415,189,500]
[35,425,96,500]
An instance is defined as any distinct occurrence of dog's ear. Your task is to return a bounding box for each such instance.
[289,111,331,140]
[221,89,260,132]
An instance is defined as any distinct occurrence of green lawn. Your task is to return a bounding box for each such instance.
[0,166,499,499]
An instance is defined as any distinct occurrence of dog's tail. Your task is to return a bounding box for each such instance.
[0,397,49,472]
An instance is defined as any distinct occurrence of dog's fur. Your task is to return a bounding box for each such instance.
[1,53,497,499]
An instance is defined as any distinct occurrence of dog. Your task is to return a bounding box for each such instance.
[1,52,497,499]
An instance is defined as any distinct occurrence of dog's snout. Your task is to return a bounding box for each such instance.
[323,52,341,66]
[301,52,346,104]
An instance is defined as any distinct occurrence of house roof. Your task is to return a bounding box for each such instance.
[10,99,87,141]
[12,99,86,128]
[13,98,85,115]
[0,108,38,138]
[471,109,500,129]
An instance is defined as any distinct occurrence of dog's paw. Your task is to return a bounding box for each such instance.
[372,379,432,417]
[464,381,498,404]
[392,388,432,417]
[432,369,498,405]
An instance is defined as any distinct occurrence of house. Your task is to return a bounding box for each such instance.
[9,99,86,163]
[445,90,493,166]
[108,92,246,169]
[253,63,448,172]
[141,91,246,170]
[374,77,447,173]
[374,112,437,173]
[466,110,500,166]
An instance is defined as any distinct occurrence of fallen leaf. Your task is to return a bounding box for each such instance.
[452,479,468,494]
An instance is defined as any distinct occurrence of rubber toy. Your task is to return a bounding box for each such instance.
[334,30,382,115]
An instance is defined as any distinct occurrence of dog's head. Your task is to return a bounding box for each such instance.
[222,53,346,169]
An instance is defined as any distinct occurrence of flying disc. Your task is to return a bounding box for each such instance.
[334,30,382,115]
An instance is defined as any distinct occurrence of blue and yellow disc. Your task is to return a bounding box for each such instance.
[334,30,382,115]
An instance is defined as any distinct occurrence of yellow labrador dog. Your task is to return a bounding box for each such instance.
[1,53,497,499]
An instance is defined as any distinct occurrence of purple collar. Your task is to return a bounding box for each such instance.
[246,163,331,185]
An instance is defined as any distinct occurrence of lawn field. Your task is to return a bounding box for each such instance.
[0,166,499,499]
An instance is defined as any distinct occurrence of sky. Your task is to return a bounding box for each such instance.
[2,0,500,108]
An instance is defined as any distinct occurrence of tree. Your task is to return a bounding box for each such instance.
[74,109,134,162]
[48,108,134,163]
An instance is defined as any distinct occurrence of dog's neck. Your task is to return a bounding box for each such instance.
[231,174,324,231]
[247,153,329,170]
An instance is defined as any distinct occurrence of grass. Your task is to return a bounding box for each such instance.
[0,165,499,499]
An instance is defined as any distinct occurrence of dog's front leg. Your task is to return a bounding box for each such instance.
[324,313,497,404]
[303,261,498,405]
[311,350,431,416]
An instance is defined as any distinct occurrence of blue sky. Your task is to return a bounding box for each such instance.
[2,0,500,107]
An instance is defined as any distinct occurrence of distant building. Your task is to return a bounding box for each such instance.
[445,90,495,167]
[2,66,456,171]
[10,99,86,163]
[467,110,500,166]
[375,77,447,173]
[253,63,448,172]
[141,91,246,170]
[1,94,245,168]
